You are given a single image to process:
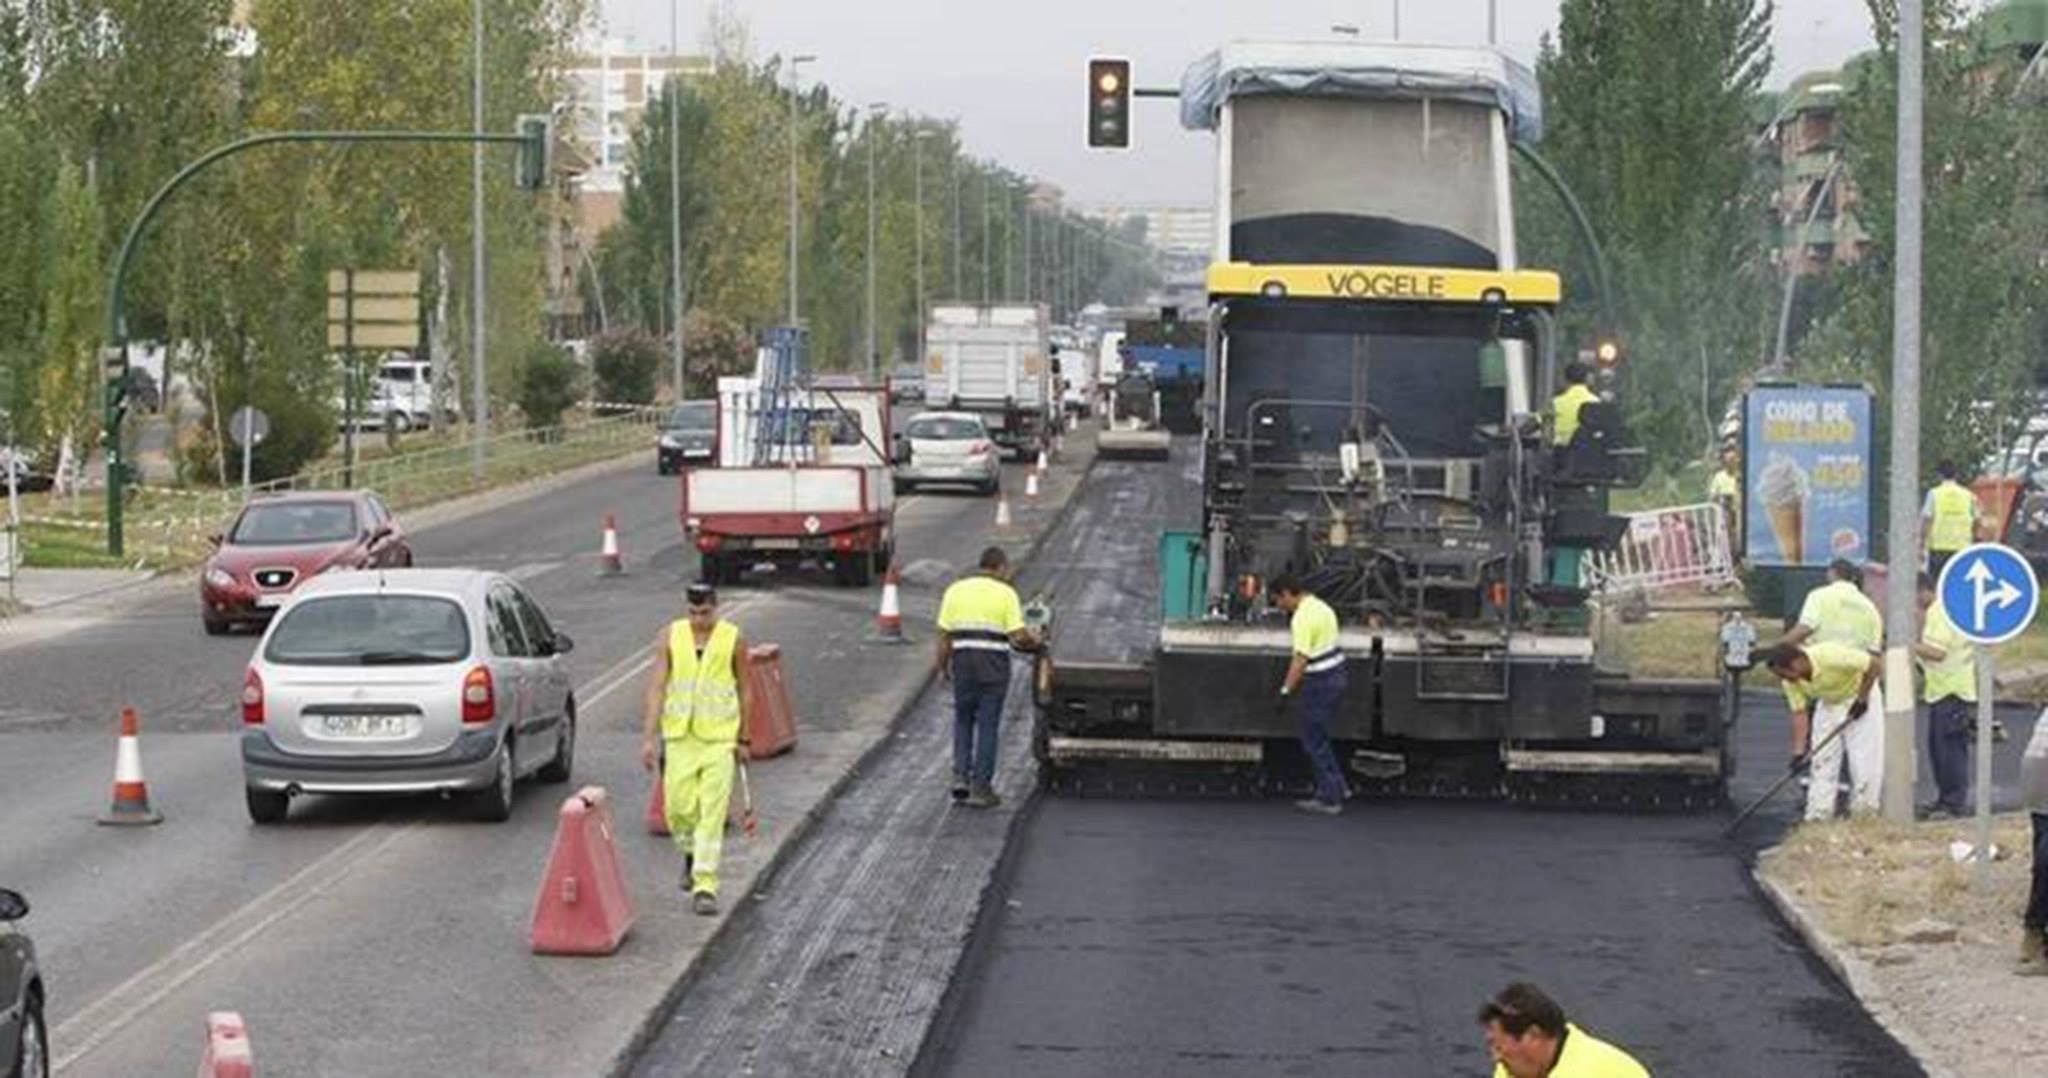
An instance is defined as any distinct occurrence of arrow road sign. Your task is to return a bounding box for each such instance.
[1938,542,2040,644]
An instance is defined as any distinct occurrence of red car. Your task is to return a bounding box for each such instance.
[200,491,413,635]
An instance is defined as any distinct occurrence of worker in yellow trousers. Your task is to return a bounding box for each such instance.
[640,582,752,916]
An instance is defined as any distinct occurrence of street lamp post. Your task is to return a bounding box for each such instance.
[1881,0,1927,825]
[865,102,888,380]
[471,0,485,484]
[981,168,991,304]
[950,148,963,299]
[786,53,816,326]
[913,129,934,369]
[668,0,685,397]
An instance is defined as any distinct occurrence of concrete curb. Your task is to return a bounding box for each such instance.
[0,446,649,624]
[1750,851,1960,1078]
[601,437,1103,1077]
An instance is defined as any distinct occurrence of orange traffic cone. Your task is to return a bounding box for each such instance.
[197,1012,253,1078]
[1025,470,1040,499]
[1036,448,1049,473]
[994,492,1013,529]
[598,513,624,576]
[98,707,163,826]
[874,563,908,644]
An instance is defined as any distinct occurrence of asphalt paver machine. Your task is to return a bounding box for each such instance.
[1038,41,1740,807]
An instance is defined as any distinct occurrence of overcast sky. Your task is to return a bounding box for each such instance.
[595,1,1908,207]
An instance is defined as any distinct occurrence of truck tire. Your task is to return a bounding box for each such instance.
[699,551,726,585]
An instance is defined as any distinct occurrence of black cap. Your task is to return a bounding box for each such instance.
[686,582,717,607]
[1828,557,1861,584]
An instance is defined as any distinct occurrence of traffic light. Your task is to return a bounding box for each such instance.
[1595,338,1623,368]
[515,113,552,190]
[1087,58,1131,149]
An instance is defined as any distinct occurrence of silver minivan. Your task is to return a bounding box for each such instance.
[239,569,576,823]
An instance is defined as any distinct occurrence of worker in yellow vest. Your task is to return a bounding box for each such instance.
[1923,459,1980,581]
[1911,571,1977,818]
[1550,362,1600,448]
[1768,559,1882,784]
[936,546,1041,807]
[1706,445,1742,564]
[640,582,752,916]
[1479,982,1651,1077]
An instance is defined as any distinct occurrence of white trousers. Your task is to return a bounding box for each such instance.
[1806,684,1886,821]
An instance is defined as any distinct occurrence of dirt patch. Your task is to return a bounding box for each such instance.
[1759,815,2045,1077]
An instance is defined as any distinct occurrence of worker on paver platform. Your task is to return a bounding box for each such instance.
[1923,459,1980,582]
[1911,571,1976,819]
[1758,639,1884,821]
[1769,558,1882,788]
[640,582,752,916]
[1269,574,1347,816]
[2019,712,2048,975]
[1479,981,1650,1077]
[1550,362,1600,448]
[936,546,1040,808]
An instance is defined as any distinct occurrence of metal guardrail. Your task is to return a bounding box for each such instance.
[1582,502,1738,596]
[19,405,660,567]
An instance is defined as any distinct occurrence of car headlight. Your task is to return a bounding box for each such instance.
[204,567,235,590]
[658,434,681,448]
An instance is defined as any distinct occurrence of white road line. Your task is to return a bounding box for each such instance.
[52,824,416,1072]
[506,560,563,582]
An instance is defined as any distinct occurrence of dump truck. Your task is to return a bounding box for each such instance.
[1038,41,1740,808]
[923,303,1058,460]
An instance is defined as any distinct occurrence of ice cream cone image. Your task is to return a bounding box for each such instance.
[1757,455,1809,564]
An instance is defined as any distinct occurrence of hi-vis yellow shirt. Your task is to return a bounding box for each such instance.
[1490,1023,1651,1078]
[1290,594,1343,676]
[1796,580,1883,652]
[1919,602,1977,704]
[1926,480,1977,552]
[1552,384,1600,446]
[1781,640,1877,714]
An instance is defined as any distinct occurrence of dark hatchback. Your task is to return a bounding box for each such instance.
[657,401,718,475]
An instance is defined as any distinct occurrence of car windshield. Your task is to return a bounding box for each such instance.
[906,417,983,440]
[665,403,715,431]
[265,595,470,666]
[230,501,359,545]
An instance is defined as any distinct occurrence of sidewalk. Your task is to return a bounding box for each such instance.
[1,567,156,613]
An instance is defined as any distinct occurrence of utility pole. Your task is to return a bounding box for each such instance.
[1881,0,1926,825]
[1488,0,1498,45]
[668,0,685,397]
[981,168,991,304]
[914,129,932,367]
[786,53,816,325]
[1023,189,1033,306]
[470,0,486,484]
[1002,182,1014,300]
[950,151,963,298]
[865,102,887,380]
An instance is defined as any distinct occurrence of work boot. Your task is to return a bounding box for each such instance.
[965,784,1002,808]
[692,891,719,916]
[1294,798,1342,816]
[950,778,970,802]
[2018,928,2048,976]
[678,855,694,893]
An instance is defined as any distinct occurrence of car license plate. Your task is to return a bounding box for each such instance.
[317,714,408,739]
[755,538,801,550]
[254,594,285,608]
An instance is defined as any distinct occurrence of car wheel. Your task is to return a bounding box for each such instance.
[979,476,999,497]
[537,704,575,785]
[245,787,289,825]
[389,411,413,434]
[472,737,516,822]
[657,459,674,476]
[14,988,46,1078]
[203,615,230,636]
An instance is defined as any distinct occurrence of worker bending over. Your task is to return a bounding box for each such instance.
[1479,981,1650,1077]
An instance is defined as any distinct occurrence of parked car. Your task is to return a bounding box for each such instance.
[657,400,718,475]
[0,447,55,496]
[0,887,45,1078]
[239,568,576,824]
[200,491,413,635]
[893,411,999,496]
[889,366,924,404]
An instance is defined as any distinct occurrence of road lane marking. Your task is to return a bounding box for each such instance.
[507,560,563,582]
[52,823,417,1072]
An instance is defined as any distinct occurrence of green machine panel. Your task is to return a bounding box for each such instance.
[1160,531,1206,622]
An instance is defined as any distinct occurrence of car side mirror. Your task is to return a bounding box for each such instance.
[893,435,911,464]
[208,532,223,547]
[552,632,575,655]
[0,887,27,921]
[370,525,394,544]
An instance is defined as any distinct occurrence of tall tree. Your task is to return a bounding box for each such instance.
[1523,0,1776,462]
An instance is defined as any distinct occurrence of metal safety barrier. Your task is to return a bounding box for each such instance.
[1581,502,1737,595]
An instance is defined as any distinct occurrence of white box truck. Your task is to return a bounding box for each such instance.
[923,303,1058,459]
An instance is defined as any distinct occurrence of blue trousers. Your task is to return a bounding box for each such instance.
[1927,696,1972,812]
[1299,671,1348,805]
[2028,813,2048,931]
[952,666,1009,787]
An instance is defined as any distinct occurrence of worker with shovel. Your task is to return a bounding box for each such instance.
[640,582,753,916]
[1757,640,1883,820]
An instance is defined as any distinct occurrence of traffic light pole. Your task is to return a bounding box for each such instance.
[101,128,543,557]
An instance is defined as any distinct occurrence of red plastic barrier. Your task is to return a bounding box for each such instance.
[744,644,798,760]
[197,1011,253,1078]
[530,786,636,956]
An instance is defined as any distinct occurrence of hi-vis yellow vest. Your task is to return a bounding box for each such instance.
[663,620,741,742]
[1928,481,1975,552]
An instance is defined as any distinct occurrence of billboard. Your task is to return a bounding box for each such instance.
[1743,386,1873,568]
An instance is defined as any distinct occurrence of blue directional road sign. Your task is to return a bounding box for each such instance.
[1937,542,2041,645]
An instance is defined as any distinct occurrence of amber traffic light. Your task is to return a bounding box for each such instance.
[1088,58,1131,149]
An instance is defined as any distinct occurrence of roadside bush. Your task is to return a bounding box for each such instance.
[682,311,756,399]
[181,389,333,485]
[519,343,582,437]
[591,329,661,410]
